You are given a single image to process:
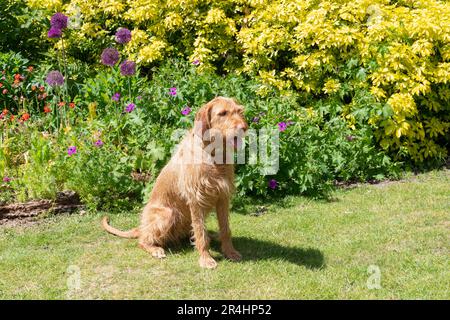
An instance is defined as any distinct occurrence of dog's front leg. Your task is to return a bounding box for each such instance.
[190,205,217,269]
[216,198,242,262]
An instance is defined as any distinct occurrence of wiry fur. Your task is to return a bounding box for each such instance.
[102,97,248,268]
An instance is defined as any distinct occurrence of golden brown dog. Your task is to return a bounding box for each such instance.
[102,97,248,269]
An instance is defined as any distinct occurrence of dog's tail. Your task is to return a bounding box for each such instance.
[102,216,139,239]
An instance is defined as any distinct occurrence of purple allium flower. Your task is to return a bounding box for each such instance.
[346,135,355,142]
[3,176,11,183]
[120,60,136,76]
[252,116,260,123]
[278,121,287,132]
[94,139,104,147]
[169,87,177,96]
[67,146,77,156]
[137,95,142,100]
[181,106,191,116]
[101,48,119,66]
[115,28,132,44]
[125,103,135,113]
[46,70,64,87]
[112,92,121,101]
[268,179,278,190]
[192,59,200,65]
[50,12,68,30]
[48,27,62,38]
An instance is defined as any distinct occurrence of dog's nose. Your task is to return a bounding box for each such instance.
[236,123,248,132]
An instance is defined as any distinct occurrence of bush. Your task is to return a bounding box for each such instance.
[25,0,450,165]
[1,58,398,208]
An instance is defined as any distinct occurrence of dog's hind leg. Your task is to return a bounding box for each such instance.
[138,205,175,259]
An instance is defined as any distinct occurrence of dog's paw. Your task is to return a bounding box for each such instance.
[224,250,242,262]
[199,256,218,269]
[151,247,166,259]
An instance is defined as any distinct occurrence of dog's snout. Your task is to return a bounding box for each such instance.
[236,122,248,132]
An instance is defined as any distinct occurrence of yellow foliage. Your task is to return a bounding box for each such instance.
[29,0,450,163]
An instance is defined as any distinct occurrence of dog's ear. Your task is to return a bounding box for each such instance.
[194,102,213,138]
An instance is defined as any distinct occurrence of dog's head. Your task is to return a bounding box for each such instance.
[194,97,248,149]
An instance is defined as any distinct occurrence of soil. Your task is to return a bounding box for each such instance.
[0,191,84,227]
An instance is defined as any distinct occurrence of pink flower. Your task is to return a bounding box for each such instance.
[67,146,77,156]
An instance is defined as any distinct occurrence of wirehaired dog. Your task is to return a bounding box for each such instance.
[102,97,248,268]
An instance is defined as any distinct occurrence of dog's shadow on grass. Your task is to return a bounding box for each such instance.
[211,236,325,270]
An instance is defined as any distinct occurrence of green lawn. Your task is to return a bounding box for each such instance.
[0,170,449,299]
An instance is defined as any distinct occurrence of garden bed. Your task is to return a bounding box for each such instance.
[0,191,84,226]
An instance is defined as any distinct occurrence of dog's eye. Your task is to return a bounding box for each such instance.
[218,110,227,116]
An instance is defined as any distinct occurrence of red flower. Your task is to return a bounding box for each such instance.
[0,83,3,87]
[58,101,66,107]
[27,66,34,72]
[69,102,75,109]
[43,105,51,113]
[21,113,30,121]
[2,109,8,115]
[39,86,45,92]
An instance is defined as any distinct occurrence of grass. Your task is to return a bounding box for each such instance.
[0,170,449,299]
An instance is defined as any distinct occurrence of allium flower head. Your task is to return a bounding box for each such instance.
[3,177,11,183]
[101,48,119,66]
[125,103,135,113]
[115,28,132,44]
[120,60,136,76]
[169,87,177,96]
[192,59,200,65]
[181,106,191,116]
[268,179,278,190]
[112,93,121,101]
[50,12,68,30]
[48,27,62,38]
[67,146,77,156]
[252,116,260,123]
[278,121,287,132]
[46,70,64,87]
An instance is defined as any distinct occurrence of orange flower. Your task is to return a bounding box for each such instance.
[2,109,7,115]
[43,105,51,113]
[58,101,66,107]
[31,85,37,91]
[69,102,75,109]
[0,83,3,87]
[21,113,30,121]
[10,115,15,121]
[27,66,34,72]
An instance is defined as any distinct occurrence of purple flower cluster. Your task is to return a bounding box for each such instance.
[125,103,136,113]
[101,48,120,66]
[94,139,104,147]
[46,70,64,87]
[192,59,200,65]
[112,93,121,101]
[278,122,287,132]
[169,87,177,96]
[268,179,278,190]
[67,146,77,156]
[3,176,11,183]
[115,28,131,44]
[181,106,191,116]
[47,13,68,39]
[51,12,68,29]
[48,27,62,38]
[120,60,136,76]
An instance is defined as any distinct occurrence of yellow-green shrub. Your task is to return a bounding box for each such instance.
[29,0,450,164]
